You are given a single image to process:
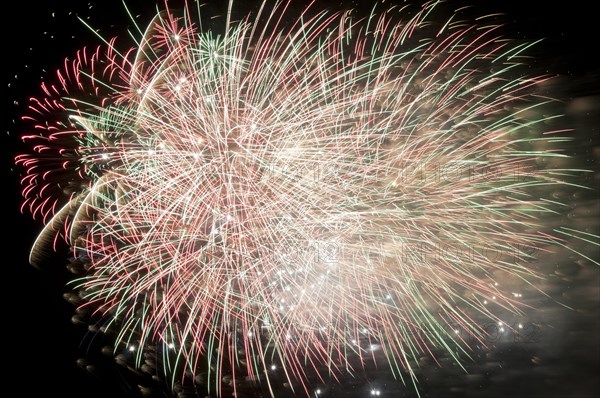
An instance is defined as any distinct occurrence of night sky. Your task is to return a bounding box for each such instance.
[2,1,599,397]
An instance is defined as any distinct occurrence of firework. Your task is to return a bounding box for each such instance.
[17,1,598,396]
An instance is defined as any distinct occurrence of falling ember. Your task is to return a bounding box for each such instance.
[16,1,599,397]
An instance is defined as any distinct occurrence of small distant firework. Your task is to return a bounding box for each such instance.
[16,1,598,396]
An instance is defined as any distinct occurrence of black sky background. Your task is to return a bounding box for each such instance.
[2,1,599,397]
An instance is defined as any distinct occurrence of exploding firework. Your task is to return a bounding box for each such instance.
[16,0,598,397]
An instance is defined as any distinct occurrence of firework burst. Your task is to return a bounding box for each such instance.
[17,1,598,396]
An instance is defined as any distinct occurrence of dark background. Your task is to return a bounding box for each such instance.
[2,1,598,397]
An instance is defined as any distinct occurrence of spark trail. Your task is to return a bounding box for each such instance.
[16,1,599,396]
